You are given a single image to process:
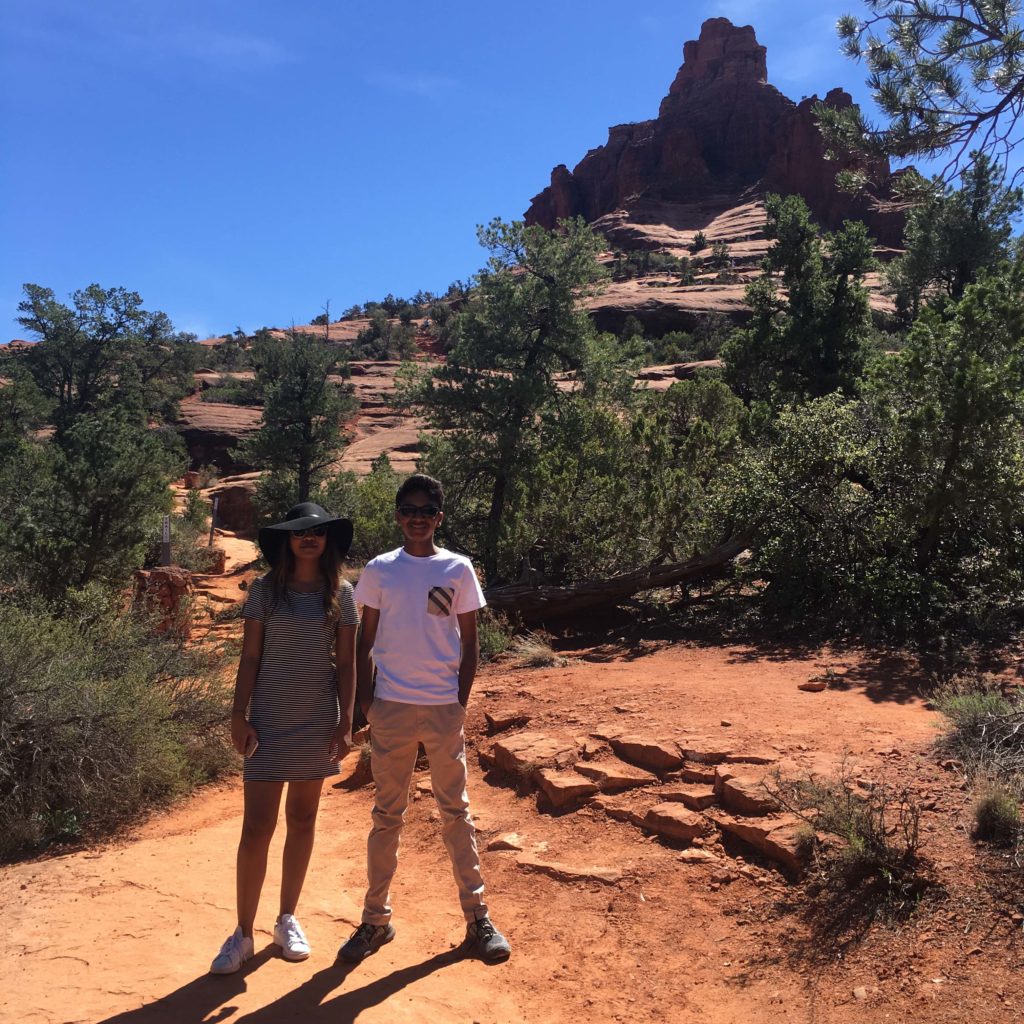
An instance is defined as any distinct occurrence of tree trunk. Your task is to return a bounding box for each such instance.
[484,529,753,622]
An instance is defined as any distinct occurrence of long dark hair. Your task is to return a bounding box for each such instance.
[267,537,343,623]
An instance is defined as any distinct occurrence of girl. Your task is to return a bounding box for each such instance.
[211,502,358,974]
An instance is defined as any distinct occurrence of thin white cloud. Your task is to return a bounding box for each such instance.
[364,70,457,99]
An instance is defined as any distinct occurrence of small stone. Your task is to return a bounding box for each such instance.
[487,832,524,852]
[853,986,867,1001]
[798,680,827,692]
[535,768,599,809]
[679,848,719,864]
[720,720,732,727]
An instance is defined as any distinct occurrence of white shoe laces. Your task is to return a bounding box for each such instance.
[279,915,307,947]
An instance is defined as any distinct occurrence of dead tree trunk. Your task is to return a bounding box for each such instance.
[483,529,753,622]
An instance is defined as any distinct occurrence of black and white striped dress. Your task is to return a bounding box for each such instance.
[242,575,359,781]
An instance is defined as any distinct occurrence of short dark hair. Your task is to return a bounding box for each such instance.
[396,473,444,508]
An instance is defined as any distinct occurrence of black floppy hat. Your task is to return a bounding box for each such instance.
[258,502,353,568]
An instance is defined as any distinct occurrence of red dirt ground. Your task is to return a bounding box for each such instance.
[3,539,1023,1023]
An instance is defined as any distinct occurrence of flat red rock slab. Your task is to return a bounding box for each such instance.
[574,760,658,792]
[516,854,623,885]
[658,785,717,811]
[609,735,684,773]
[489,731,579,775]
[643,803,708,843]
[715,814,809,876]
[534,769,599,809]
[714,768,780,816]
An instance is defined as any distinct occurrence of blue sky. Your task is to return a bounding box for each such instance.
[3,0,882,339]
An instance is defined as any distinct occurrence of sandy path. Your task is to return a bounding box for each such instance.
[5,632,1022,1024]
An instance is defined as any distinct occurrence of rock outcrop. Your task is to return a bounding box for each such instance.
[526,18,903,247]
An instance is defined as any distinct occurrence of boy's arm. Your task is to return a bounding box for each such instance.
[457,610,479,708]
[331,622,357,760]
[356,606,380,717]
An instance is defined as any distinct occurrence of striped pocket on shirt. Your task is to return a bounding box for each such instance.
[427,586,454,617]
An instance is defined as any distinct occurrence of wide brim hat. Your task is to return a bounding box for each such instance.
[258,502,353,568]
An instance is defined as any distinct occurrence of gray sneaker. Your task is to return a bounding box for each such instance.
[465,916,511,962]
[338,922,395,963]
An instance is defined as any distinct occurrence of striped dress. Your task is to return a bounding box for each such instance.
[242,575,359,781]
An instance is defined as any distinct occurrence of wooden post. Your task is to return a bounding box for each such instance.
[209,495,219,547]
[160,514,171,566]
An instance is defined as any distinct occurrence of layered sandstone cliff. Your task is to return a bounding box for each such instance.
[526,18,904,250]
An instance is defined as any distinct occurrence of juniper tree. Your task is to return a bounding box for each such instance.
[241,332,356,506]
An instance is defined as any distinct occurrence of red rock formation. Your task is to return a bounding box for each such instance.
[526,18,905,248]
[133,567,194,638]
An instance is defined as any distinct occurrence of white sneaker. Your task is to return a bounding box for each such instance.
[274,913,310,961]
[210,926,254,974]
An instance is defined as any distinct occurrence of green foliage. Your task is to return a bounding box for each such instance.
[0,590,232,860]
[609,249,687,282]
[728,259,1024,636]
[887,154,1023,321]
[820,2,1024,183]
[350,310,417,360]
[0,412,180,601]
[321,455,404,562]
[477,608,513,662]
[773,768,927,912]
[690,231,708,253]
[0,589,232,860]
[722,195,876,404]
[398,217,611,583]
[241,332,357,502]
[197,375,262,406]
[973,781,1022,846]
[202,329,254,372]
[17,283,196,430]
[0,360,53,455]
[182,488,207,531]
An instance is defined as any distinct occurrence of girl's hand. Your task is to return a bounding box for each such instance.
[329,723,353,762]
[231,713,258,757]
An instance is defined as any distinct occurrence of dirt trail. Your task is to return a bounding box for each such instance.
[4,550,1023,1022]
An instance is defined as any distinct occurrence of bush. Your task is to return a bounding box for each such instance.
[0,591,233,860]
[690,231,708,253]
[510,631,566,668]
[477,609,513,663]
[321,455,405,562]
[933,674,1016,772]
[973,780,1022,846]
[183,488,208,531]
[771,768,928,914]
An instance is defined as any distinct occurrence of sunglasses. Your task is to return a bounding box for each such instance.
[292,526,327,538]
[397,504,441,519]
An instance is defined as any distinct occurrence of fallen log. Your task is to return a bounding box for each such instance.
[483,529,753,621]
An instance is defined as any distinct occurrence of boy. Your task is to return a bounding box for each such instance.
[339,474,511,964]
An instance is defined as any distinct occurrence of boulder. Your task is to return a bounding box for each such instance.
[715,814,810,876]
[643,803,709,844]
[609,735,684,773]
[574,760,659,792]
[484,711,531,735]
[489,731,578,776]
[714,768,780,816]
[209,476,259,535]
[133,567,194,637]
[535,768,599,810]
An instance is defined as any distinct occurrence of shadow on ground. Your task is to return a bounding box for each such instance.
[96,946,468,1024]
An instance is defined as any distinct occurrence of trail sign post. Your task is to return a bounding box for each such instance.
[209,495,219,547]
[161,514,171,566]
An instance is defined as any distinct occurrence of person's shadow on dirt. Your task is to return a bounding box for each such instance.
[93,945,466,1024]
[95,945,277,1023]
[235,946,466,1024]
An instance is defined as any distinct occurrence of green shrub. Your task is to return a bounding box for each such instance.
[477,609,513,663]
[690,231,708,253]
[183,488,208,531]
[771,769,927,913]
[322,455,404,562]
[0,591,232,860]
[973,781,1022,846]
[933,675,1014,771]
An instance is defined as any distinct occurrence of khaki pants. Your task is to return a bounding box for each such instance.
[361,698,487,924]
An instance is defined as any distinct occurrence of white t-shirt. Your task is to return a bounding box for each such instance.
[353,547,486,705]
